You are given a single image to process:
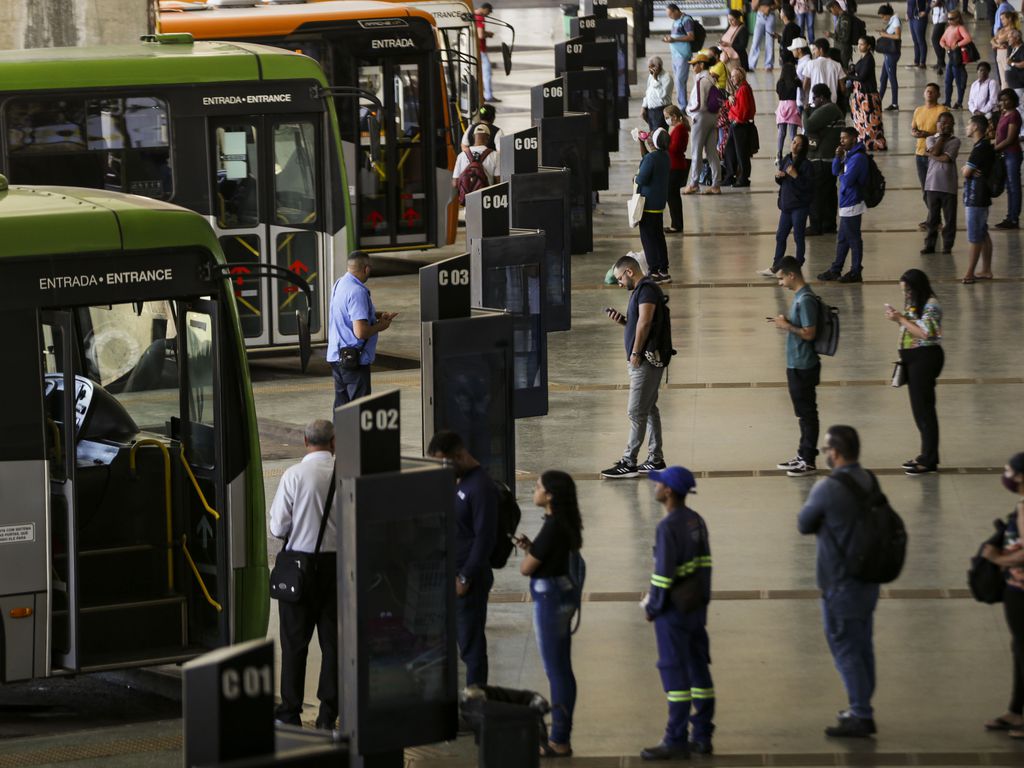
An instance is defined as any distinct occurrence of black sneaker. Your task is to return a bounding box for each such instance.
[641,741,691,760]
[995,219,1019,230]
[817,269,840,281]
[777,457,802,470]
[920,246,935,254]
[637,459,667,474]
[837,710,877,733]
[601,460,639,479]
[659,273,673,283]
[905,463,937,476]
[837,271,863,284]
[689,740,713,755]
[786,459,817,477]
[901,458,918,470]
[825,715,876,738]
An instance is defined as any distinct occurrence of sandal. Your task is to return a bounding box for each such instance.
[539,742,573,758]
[961,276,976,284]
[986,715,1024,730]
[976,274,994,280]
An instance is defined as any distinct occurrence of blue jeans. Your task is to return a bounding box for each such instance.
[944,52,966,106]
[531,577,577,745]
[481,51,493,100]
[456,568,493,686]
[879,52,900,106]
[749,13,777,69]
[1005,152,1023,223]
[830,214,863,274]
[909,17,928,65]
[671,54,690,107]
[330,362,371,409]
[774,207,809,267]
[798,11,815,42]
[822,586,879,720]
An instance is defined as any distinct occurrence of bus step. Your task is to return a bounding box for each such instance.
[77,545,171,605]
[54,595,188,663]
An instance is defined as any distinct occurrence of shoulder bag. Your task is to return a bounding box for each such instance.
[270,469,336,603]
[627,180,646,228]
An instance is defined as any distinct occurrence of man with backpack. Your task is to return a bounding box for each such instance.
[427,430,499,687]
[601,255,671,479]
[819,128,867,283]
[453,124,500,206]
[767,257,821,478]
[461,103,501,150]
[797,425,882,739]
[663,3,698,106]
[640,466,714,760]
[681,51,722,195]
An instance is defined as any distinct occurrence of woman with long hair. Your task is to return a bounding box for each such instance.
[884,269,943,475]
[760,133,813,275]
[719,9,750,71]
[993,10,1019,91]
[876,4,901,110]
[663,105,691,234]
[775,62,802,164]
[849,36,888,150]
[516,470,584,758]
[940,9,972,108]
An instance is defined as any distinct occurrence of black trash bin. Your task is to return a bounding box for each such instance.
[460,685,550,768]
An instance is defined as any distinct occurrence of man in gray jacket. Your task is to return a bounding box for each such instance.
[797,425,879,739]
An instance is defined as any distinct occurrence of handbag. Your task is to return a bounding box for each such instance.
[961,41,980,64]
[339,341,365,370]
[270,469,336,603]
[967,518,1008,604]
[876,36,900,56]
[627,184,646,228]
[890,360,906,388]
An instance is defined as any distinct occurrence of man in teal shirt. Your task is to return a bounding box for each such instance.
[766,256,820,477]
[663,3,695,107]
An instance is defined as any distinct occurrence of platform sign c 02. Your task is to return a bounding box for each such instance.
[335,389,402,478]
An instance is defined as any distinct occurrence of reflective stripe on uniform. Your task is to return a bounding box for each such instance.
[674,555,712,578]
[651,573,674,588]
[691,687,715,699]
[666,689,692,702]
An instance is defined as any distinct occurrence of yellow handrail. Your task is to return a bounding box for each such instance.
[181,535,222,612]
[178,447,219,520]
[128,439,174,592]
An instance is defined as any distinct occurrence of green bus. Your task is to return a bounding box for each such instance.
[0,36,350,355]
[0,179,276,680]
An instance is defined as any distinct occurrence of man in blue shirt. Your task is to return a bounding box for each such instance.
[427,430,499,687]
[797,425,880,739]
[326,251,396,408]
[819,128,868,283]
[663,3,695,107]
[641,466,714,760]
[768,256,820,478]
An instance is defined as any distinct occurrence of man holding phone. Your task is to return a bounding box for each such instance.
[766,256,820,477]
[601,255,668,479]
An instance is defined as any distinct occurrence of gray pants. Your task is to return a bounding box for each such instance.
[687,111,720,187]
[623,362,665,465]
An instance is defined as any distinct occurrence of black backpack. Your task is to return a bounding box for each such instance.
[968,518,1008,604]
[642,281,677,368]
[688,16,707,51]
[489,481,522,568]
[989,151,1007,198]
[810,293,840,357]
[849,14,867,47]
[567,549,586,634]
[827,471,907,584]
[862,154,886,208]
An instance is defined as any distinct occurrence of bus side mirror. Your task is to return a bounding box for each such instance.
[296,310,312,373]
[367,114,382,162]
[501,42,512,76]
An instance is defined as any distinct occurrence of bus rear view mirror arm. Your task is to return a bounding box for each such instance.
[313,85,385,162]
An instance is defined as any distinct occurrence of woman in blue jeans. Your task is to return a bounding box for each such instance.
[516,470,584,758]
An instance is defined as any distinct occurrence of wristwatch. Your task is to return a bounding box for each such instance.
[458,574,469,586]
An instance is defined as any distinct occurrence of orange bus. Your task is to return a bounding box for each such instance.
[160,0,459,251]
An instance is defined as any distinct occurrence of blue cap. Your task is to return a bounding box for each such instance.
[648,466,697,496]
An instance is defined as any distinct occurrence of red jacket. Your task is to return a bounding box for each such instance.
[668,124,690,171]
[728,82,756,123]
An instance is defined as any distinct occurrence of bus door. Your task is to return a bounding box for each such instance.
[41,297,231,672]
[210,116,324,346]
[354,57,433,249]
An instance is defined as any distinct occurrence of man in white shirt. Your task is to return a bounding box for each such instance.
[790,37,813,108]
[802,38,846,109]
[968,61,1000,118]
[453,125,501,201]
[269,419,338,730]
[642,55,674,132]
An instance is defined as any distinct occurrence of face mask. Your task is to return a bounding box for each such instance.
[1003,474,1022,494]
[826,453,835,470]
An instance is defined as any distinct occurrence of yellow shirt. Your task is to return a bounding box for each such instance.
[710,61,728,90]
[912,104,950,156]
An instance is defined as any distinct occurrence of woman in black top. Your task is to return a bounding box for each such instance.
[849,36,888,150]
[778,4,803,65]
[516,470,584,758]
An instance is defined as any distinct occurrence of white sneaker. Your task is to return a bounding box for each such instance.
[776,457,802,470]
[758,267,778,277]
[786,460,817,477]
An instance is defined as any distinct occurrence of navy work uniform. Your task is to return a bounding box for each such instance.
[646,504,715,749]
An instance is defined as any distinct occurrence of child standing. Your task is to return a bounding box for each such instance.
[775,63,802,166]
